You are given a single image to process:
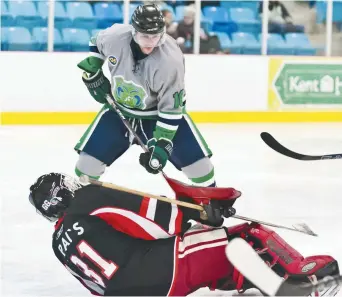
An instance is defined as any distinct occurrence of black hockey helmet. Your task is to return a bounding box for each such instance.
[131,4,165,34]
[29,173,82,222]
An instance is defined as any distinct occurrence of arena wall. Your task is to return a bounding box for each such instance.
[0,52,341,124]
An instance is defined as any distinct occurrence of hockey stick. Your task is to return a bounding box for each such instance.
[261,132,342,161]
[104,94,149,153]
[81,177,317,236]
[232,215,317,237]
[226,238,341,296]
[81,176,208,220]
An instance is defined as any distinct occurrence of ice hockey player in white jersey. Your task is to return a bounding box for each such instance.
[74,4,216,187]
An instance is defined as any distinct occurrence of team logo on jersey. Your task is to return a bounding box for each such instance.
[108,56,118,66]
[90,35,97,45]
[112,76,148,109]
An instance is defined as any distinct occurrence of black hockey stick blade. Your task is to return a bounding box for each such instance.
[261,132,342,161]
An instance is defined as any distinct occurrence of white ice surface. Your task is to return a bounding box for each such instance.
[1,123,341,296]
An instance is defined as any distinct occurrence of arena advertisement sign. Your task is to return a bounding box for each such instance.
[268,57,342,110]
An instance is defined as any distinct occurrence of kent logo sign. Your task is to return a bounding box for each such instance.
[273,63,342,104]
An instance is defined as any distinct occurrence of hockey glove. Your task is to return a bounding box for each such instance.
[178,196,236,227]
[139,138,173,174]
[82,69,111,104]
[203,200,236,226]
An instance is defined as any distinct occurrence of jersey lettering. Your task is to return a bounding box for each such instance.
[77,240,119,279]
[173,89,185,109]
[68,240,119,292]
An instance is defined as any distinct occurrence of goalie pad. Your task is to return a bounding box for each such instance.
[225,223,340,296]
[164,174,241,205]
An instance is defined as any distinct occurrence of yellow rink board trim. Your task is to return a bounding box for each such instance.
[1,111,342,125]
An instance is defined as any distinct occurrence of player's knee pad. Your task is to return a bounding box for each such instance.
[75,152,106,179]
[181,157,215,187]
[224,223,340,295]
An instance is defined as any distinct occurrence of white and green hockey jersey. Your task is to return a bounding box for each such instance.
[88,24,186,141]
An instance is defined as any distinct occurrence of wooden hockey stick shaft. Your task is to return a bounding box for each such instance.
[91,178,204,211]
[84,177,317,236]
[86,178,208,220]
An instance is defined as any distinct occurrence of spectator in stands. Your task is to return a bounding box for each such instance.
[162,8,178,39]
[259,1,305,33]
[176,5,222,54]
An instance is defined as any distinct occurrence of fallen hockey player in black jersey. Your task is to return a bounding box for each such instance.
[28,173,340,296]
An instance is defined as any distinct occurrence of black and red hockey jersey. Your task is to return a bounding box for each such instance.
[52,184,201,296]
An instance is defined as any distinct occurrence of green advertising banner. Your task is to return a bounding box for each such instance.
[268,58,342,110]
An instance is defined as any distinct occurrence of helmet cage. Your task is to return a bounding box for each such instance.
[131,27,166,48]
